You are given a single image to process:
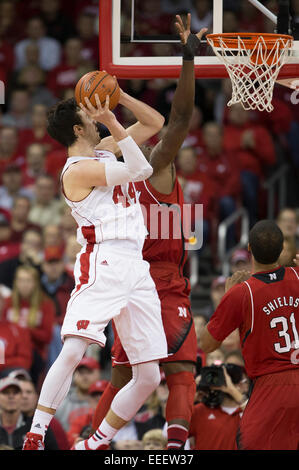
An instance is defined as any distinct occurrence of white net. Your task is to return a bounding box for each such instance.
[207,34,293,112]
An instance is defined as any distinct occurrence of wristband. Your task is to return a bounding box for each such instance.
[182,33,202,61]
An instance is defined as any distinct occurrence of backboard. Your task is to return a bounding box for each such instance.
[99,0,299,84]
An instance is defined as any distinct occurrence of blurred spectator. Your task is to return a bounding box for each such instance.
[200,122,241,246]
[0,0,24,45]
[16,64,57,108]
[19,104,62,157]
[76,12,98,67]
[47,37,89,100]
[64,235,81,279]
[189,365,246,450]
[0,35,14,82]
[206,349,225,366]
[67,379,109,447]
[55,357,101,432]
[113,439,143,450]
[161,0,192,14]
[40,0,76,44]
[2,88,32,130]
[229,249,252,275]
[14,16,61,71]
[238,1,265,32]
[203,276,226,319]
[59,206,78,243]
[0,211,20,263]
[1,265,55,385]
[193,313,208,372]
[223,104,276,225]
[190,0,213,32]
[22,144,47,192]
[19,377,70,449]
[40,245,74,368]
[277,208,299,267]
[277,208,299,249]
[0,165,32,212]
[222,10,239,33]
[0,321,32,378]
[9,196,40,244]
[28,174,64,228]
[177,145,214,246]
[43,224,64,249]
[0,376,59,449]
[142,429,167,450]
[0,126,25,180]
[0,228,43,289]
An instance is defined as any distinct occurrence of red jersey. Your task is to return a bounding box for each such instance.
[189,403,242,450]
[135,177,189,275]
[208,266,299,379]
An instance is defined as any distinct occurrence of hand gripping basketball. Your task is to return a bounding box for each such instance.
[79,94,116,127]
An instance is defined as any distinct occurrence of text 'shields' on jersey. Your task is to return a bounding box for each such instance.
[207,266,299,379]
[60,150,147,253]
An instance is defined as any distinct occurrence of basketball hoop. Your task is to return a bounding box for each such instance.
[207,33,293,112]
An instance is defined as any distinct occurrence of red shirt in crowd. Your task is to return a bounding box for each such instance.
[197,150,241,199]
[207,266,299,379]
[47,64,79,99]
[0,320,32,372]
[189,403,242,450]
[2,296,55,359]
[223,124,275,178]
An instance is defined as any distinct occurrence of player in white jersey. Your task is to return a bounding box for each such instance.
[23,89,167,450]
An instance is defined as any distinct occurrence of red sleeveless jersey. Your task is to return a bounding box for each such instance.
[135,177,189,276]
[207,266,299,379]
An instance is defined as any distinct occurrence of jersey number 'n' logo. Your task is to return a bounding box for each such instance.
[269,273,277,281]
[77,320,90,330]
[178,307,187,318]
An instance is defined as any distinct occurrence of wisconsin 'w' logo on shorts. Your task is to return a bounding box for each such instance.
[76,320,90,330]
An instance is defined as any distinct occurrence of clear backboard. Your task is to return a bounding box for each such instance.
[99,0,299,84]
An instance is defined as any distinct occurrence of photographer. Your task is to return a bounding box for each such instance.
[189,364,248,450]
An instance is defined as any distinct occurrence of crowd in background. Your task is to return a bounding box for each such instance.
[0,0,299,450]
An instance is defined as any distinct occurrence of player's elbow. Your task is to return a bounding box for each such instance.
[199,328,221,353]
[134,164,153,181]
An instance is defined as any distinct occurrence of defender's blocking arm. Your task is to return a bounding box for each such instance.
[149,15,207,178]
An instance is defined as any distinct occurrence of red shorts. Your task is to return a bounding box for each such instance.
[111,262,197,367]
[237,368,299,450]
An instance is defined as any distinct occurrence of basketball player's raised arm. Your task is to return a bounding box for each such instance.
[149,16,207,177]
[96,89,165,155]
[73,95,153,187]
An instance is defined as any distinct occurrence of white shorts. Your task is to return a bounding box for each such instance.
[61,244,168,365]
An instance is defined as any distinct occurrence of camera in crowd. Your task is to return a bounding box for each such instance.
[197,363,244,408]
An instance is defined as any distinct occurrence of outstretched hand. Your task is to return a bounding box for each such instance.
[175,13,207,45]
[225,270,251,293]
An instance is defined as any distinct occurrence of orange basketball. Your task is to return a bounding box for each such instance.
[75,70,120,111]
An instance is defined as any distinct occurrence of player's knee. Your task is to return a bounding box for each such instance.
[59,337,87,366]
[135,361,160,392]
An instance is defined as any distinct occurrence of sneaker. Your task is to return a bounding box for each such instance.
[71,439,109,450]
[23,432,44,450]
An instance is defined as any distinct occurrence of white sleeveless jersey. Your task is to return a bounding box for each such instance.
[61,149,147,253]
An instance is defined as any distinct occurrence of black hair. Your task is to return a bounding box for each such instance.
[248,220,284,265]
[47,98,83,147]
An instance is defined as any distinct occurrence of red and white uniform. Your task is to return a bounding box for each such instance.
[207,265,299,450]
[112,176,197,366]
[60,150,167,365]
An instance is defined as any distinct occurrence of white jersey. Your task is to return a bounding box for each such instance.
[61,149,147,254]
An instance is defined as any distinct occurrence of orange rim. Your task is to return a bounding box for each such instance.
[207,32,293,50]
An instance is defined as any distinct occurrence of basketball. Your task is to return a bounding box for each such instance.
[75,70,120,111]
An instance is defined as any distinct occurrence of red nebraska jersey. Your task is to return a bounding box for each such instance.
[208,266,299,379]
[135,177,189,274]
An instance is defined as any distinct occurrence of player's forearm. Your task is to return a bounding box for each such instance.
[105,136,153,186]
[119,91,165,130]
[168,59,195,124]
[104,116,128,142]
